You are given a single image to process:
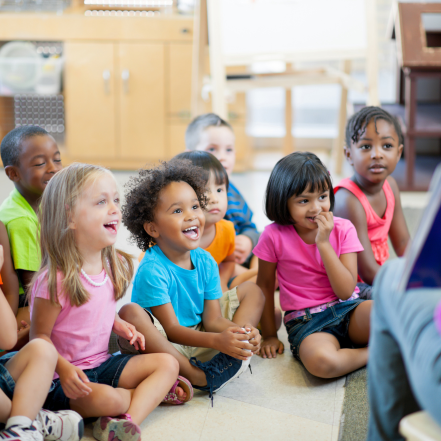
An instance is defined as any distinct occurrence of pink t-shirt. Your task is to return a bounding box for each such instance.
[253,217,364,311]
[30,269,116,378]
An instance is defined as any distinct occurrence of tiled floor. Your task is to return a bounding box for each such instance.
[0,157,429,441]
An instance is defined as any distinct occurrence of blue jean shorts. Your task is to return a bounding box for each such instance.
[44,353,135,411]
[0,352,17,400]
[285,299,365,362]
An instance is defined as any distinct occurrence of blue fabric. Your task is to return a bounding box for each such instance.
[0,352,17,400]
[285,299,364,362]
[44,354,134,411]
[367,258,441,441]
[132,246,222,327]
[225,181,260,247]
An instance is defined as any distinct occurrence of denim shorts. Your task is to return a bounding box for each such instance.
[44,353,135,411]
[285,299,365,362]
[0,352,17,400]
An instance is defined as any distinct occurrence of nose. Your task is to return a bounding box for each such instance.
[209,192,218,204]
[371,145,384,159]
[46,159,58,174]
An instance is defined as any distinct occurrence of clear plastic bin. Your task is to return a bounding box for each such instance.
[0,56,64,96]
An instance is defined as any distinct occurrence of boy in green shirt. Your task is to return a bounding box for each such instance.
[0,126,62,335]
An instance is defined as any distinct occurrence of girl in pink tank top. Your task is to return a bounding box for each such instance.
[334,107,410,297]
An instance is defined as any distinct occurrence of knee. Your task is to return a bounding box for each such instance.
[304,351,340,379]
[26,338,58,364]
[92,388,128,416]
[238,282,265,306]
[154,353,179,377]
[119,303,148,324]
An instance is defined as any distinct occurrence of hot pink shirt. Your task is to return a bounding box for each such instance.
[30,270,116,378]
[253,217,364,311]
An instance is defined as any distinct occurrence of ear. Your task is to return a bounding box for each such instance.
[343,146,354,166]
[144,221,159,239]
[397,143,404,162]
[66,205,76,230]
[4,165,20,183]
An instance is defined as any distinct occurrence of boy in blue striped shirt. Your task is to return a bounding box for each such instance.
[185,114,259,268]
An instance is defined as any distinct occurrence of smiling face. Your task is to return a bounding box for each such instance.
[194,126,236,176]
[287,186,331,234]
[345,119,403,184]
[145,181,206,255]
[10,134,62,199]
[69,172,121,254]
[204,172,228,227]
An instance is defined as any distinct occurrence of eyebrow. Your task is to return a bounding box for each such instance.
[359,136,395,141]
[296,190,329,198]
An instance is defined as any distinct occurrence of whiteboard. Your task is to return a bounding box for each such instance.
[217,0,368,65]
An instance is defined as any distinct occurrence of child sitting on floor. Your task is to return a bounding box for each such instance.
[334,106,410,298]
[255,152,372,379]
[172,151,257,290]
[185,114,259,270]
[0,126,63,338]
[118,160,264,404]
[30,163,191,441]
[0,243,84,441]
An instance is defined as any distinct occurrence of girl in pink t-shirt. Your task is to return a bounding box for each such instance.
[29,164,193,441]
[255,152,372,378]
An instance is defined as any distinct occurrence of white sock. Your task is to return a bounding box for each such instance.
[6,416,33,429]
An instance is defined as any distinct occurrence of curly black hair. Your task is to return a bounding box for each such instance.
[122,160,208,251]
[345,106,404,148]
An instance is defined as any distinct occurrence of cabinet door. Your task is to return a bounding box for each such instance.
[64,43,116,159]
[117,43,165,162]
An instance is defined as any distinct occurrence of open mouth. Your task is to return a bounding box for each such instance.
[306,216,317,223]
[182,225,200,240]
[104,221,118,234]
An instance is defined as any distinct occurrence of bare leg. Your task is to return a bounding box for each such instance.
[117,354,179,425]
[0,389,12,423]
[1,339,58,422]
[230,270,257,289]
[348,301,372,345]
[69,383,132,419]
[299,332,368,378]
[231,281,265,328]
[118,304,207,387]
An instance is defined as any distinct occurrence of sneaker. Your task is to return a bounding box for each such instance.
[35,410,84,441]
[93,414,141,441]
[0,424,43,441]
[190,352,250,405]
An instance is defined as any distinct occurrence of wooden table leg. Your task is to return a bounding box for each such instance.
[404,69,417,190]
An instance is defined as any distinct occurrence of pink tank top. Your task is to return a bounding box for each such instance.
[334,178,395,266]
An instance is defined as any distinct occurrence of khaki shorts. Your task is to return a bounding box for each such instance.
[120,287,240,363]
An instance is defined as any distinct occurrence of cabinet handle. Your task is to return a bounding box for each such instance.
[103,70,111,95]
[122,69,130,94]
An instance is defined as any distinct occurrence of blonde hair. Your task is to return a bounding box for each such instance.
[31,163,134,307]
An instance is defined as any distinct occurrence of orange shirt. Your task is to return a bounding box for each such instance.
[0,274,2,284]
[205,219,235,265]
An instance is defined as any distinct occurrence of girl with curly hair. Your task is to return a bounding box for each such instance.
[118,160,265,405]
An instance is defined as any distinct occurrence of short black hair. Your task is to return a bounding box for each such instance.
[185,113,233,150]
[0,126,50,167]
[122,160,208,251]
[265,152,334,225]
[172,151,229,190]
[345,106,404,148]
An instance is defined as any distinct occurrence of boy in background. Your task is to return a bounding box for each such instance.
[185,114,259,268]
[0,126,62,337]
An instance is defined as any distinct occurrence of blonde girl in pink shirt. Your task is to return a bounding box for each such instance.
[255,152,372,378]
[29,163,193,441]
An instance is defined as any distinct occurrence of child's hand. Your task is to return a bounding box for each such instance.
[0,245,3,271]
[59,364,92,400]
[112,318,145,351]
[215,327,254,360]
[243,324,261,354]
[258,336,284,359]
[315,211,334,245]
[234,235,253,264]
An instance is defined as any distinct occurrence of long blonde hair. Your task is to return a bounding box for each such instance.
[31,163,134,307]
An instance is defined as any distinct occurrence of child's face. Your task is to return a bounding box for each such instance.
[287,186,331,231]
[69,173,121,253]
[194,126,236,176]
[12,135,62,197]
[145,181,205,253]
[204,172,228,227]
[345,119,403,184]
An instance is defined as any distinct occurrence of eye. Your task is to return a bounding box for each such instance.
[226,148,233,153]
[173,208,182,214]
[54,159,62,163]
[299,199,308,204]
[34,162,45,167]
[192,204,200,210]
[384,144,393,149]
[207,147,216,152]
[319,194,328,200]
[360,144,371,150]
[98,199,106,205]
[216,188,223,193]
[114,198,120,205]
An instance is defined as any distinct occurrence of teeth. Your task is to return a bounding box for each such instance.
[184,226,197,232]
[105,221,117,225]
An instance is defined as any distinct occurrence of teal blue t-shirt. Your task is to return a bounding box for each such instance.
[132,245,222,327]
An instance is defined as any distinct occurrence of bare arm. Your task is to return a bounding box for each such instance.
[0,245,18,349]
[0,223,19,316]
[315,212,358,299]
[334,188,380,285]
[219,253,235,292]
[387,176,410,257]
